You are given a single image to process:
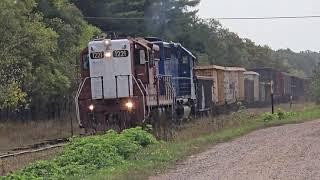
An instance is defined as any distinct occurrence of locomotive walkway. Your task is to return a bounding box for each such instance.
[151,119,320,180]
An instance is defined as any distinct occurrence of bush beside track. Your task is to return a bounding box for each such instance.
[4,127,157,179]
[4,105,320,179]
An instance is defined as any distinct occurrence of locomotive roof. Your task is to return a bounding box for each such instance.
[144,37,196,59]
[179,44,196,59]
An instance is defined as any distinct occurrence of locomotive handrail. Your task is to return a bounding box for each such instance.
[137,79,151,120]
[157,75,176,120]
[115,74,147,122]
[75,76,103,126]
[171,77,192,80]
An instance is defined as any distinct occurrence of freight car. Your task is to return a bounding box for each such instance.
[244,71,260,105]
[194,65,246,114]
[291,76,306,101]
[251,68,307,104]
[251,68,283,104]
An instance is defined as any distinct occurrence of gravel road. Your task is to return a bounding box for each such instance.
[151,120,320,180]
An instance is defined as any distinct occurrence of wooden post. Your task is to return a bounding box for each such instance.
[271,80,274,114]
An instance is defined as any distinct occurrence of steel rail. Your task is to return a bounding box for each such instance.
[0,144,67,159]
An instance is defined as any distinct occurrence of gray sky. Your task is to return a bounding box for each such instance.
[198,0,320,52]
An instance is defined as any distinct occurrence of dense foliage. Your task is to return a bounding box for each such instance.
[0,0,99,115]
[0,0,319,113]
[6,127,158,179]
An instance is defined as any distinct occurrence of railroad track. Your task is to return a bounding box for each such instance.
[0,138,69,159]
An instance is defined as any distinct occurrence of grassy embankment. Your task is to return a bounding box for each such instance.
[5,104,320,180]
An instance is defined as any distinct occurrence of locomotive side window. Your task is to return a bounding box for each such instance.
[165,47,171,60]
[135,48,146,65]
[182,55,188,64]
[82,54,89,70]
[149,51,155,67]
[139,50,146,64]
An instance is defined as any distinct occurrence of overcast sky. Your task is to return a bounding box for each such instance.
[198,0,320,52]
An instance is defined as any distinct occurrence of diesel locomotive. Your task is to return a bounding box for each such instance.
[75,37,196,133]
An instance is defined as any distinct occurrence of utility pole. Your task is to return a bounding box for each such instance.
[271,80,274,114]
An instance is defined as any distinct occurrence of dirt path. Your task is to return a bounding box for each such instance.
[151,120,320,180]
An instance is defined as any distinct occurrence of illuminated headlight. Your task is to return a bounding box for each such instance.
[105,51,112,58]
[125,101,133,109]
[89,104,95,111]
[103,39,111,46]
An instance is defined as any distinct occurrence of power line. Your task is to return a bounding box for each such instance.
[216,15,320,20]
[83,15,320,20]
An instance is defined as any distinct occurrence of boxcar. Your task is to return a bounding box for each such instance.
[195,66,246,107]
[194,65,226,106]
[282,72,292,102]
[251,68,284,103]
[226,67,246,103]
[244,71,260,104]
[195,76,214,113]
[291,76,306,101]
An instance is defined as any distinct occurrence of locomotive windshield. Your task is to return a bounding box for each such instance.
[82,53,89,70]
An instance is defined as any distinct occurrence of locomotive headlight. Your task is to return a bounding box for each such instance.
[103,39,111,46]
[125,101,133,109]
[89,104,95,111]
[104,51,112,58]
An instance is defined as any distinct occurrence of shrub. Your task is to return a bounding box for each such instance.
[6,127,158,179]
[261,109,298,122]
[261,112,278,122]
[277,108,286,120]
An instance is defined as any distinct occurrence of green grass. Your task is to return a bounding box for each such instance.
[5,105,320,180]
[90,105,320,180]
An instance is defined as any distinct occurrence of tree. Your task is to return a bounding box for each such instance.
[310,62,320,103]
[0,0,58,110]
[0,0,99,115]
[72,0,146,36]
[145,0,200,39]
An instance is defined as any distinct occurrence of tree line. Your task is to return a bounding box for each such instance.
[1,0,320,118]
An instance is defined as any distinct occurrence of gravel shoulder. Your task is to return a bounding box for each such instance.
[151,119,320,180]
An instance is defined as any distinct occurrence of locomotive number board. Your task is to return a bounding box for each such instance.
[90,52,104,59]
[113,50,129,57]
